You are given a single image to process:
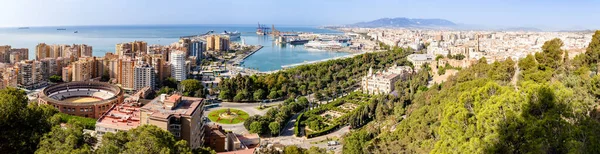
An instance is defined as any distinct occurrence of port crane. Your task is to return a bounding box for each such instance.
[256,22,271,35]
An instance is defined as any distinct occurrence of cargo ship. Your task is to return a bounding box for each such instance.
[57,28,67,30]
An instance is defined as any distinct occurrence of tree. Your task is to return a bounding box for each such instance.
[244,115,261,130]
[181,79,202,97]
[585,30,600,68]
[194,88,209,98]
[219,89,232,100]
[305,147,328,154]
[296,96,309,108]
[253,89,266,101]
[314,91,324,101]
[49,75,63,83]
[162,77,178,89]
[100,70,110,82]
[249,121,264,134]
[283,145,304,154]
[535,38,564,69]
[35,121,94,154]
[193,147,217,154]
[156,87,175,97]
[267,90,278,99]
[343,130,372,154]
[0,87,58,154]
[96,125,191,154]
[233,91,245,102]
[269,122,280,136]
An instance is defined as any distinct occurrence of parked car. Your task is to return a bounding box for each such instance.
[327,141,339,146]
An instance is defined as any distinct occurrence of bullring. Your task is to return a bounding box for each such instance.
[38,81,124,118]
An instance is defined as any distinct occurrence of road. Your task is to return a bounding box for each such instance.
[203,101,283,134]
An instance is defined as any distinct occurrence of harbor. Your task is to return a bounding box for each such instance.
[232,45,263,66]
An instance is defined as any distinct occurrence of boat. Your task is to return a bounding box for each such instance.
[222,31,240,39]
[18,27,29,29]
[288,39,309,45]
[57,28,66,30]
[74,31,78,33]
[304,41,343,49]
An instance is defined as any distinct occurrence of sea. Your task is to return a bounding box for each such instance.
[0,25,349,71]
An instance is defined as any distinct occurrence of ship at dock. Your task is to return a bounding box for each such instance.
[304,41,343,50]
[222,31,240,39]
[288,39,309,45]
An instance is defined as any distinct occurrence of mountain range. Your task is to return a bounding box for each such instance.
[350,17,457,28]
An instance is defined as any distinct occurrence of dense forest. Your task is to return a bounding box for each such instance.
[342,31,600,153]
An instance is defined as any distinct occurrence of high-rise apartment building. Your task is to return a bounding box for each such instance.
[0,45,10,62]
[62,66,71,82]
[133,63,156,91]
[116,41,147,58]
[170,51,186,81]
[17,60,44,89]
[36,43,51,60]
[98,53,120,80]
[215,36,230,52]
[189,40,204,64]
[206,35,230,51]
[9,48,28,64]
[71,58,97,81]
[40,58,60,80]
[144,54,169,82]
[0,45,28,64]
[119,57,136,90]
[37,43,92,61]
[0,65,18,89]
[206,36,215,51]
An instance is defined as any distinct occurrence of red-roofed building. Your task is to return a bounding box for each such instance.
[95,100,142,135]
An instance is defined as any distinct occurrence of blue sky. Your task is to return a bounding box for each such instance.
[1,0,598,30]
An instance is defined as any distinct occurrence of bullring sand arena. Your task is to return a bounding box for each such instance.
[62,97,103,103]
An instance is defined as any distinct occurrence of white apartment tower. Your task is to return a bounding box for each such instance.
[170,51,186,82]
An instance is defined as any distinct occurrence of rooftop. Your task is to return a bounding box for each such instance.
[141,94,203,120]
[407,54,435,61]
[217,148,255,154]
[96,102,142,131]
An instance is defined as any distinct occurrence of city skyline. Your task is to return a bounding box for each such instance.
[0,0,599,31]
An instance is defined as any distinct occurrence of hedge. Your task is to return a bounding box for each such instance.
[306,123,341,138]
[55,113,97,129]
[294,113,304,137]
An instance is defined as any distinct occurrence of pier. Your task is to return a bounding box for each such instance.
[180,30,214,39]
[232,45,263,66]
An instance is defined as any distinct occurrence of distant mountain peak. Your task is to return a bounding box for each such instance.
[350,17,457,28]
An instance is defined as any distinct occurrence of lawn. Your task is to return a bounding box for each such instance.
[207,108,250,124]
